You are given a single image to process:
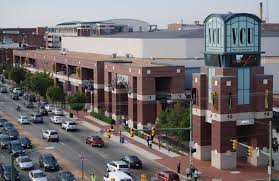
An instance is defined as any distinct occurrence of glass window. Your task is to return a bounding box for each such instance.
[238,68,250,105]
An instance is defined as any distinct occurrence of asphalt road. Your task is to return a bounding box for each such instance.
[0,83,163,181]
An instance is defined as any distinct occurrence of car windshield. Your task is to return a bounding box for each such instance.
[4,123,13,127]
[0,137,10,142]
[20,138,30,143]
[129,156,139,161]
[69,122,76,125]
[11,143,22,149]
[33,172,46,178]
[20,157,31,162]
[50,132,58,135]
[55,108,62,111]
[119,164,129,168]
[120,179,131,181]
[3,165,17,174]
[45,156,56,163]
[61,171,74,178]
[21,116,28,119]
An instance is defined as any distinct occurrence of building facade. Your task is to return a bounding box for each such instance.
[192,13,273,170]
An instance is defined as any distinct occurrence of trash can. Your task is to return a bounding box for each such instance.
[120,136,125,143]
[69,113,73,118]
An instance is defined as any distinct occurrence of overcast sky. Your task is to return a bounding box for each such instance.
[1,0,278,28]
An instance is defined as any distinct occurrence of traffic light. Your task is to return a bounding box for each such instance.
[247,146,253,157]
[151,127,156,137]
[107,129,111,139]
[231,139,237,152]
[130,128,135,137]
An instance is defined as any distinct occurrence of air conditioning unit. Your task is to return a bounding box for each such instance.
[112,53,117,58]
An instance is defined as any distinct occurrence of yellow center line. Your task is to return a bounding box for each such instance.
[0,111,89,180]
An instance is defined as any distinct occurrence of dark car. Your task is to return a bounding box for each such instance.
[8,140,25,156]
[38,101,48,109]
[10,93,19,100]
[3,122,13,129]
[56,170,76,181]
[0,163,20,181]
[0,87,7,93]
[39,153,59,171]
[29,113,43,123]
[24,101,34,108]
[156,171,180,181]
[6,129,20,140]
[0,118,7,127]
[0,134,11,149]
[27,95,36,102]
[85,136,104,147]
[18,137,32,149]
[121,155,143,169]
[38,107,48,116]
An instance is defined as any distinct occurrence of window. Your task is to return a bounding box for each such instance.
[208,67,215,103]
[238,68,250,104]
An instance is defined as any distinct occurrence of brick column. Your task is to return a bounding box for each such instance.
[137,77,156,129]
[128,76,137,128]
[170,71,186,101]
[93,63,104,113]
[192,73,212,161]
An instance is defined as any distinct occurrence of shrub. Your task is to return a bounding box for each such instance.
[90,111,115,125]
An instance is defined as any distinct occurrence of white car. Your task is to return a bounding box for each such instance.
[44,104,54,112]
[52,108,64,116]
[13,87,22,95]
[50,116,63,124]
[15,155,33,170]
[42,130,59,142]
[17,115,30,124]
[62,121,77,131]
[106,161,130,174]
[104,171,133,181]
[29,169,48,181]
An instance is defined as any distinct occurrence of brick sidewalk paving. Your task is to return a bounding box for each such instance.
[72,111,279,181]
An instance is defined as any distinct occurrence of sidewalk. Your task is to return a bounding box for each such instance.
[70,111,279,181]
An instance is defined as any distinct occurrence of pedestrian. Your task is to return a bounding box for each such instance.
[158,139,161,149]
[176,161,181,174]
[146,136,150,147]
[186,167,192,179]
[149,139,152,149]
[193,169,199,181]
[90,173,96,181]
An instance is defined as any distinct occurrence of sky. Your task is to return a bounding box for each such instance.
[0,0,279,28]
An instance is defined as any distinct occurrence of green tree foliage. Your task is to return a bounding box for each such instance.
[4,66,27,84]
[158,103,190,141]
[23,72,53,98]
[46,85,65,104]
[66,92,86,113]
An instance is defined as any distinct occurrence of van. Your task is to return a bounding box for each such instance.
[103,171,133,181]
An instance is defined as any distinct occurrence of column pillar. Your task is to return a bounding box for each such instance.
[104,70,112,117]
[128,76,137,128]
[93,62,104,113]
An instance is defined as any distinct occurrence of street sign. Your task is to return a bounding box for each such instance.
[268,166,271,175]
[256,147,260,157]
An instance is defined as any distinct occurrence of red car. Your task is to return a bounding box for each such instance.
[156,171,180,181]
[85,136,104,147]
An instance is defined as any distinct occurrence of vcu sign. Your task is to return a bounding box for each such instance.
[205,13,261,53]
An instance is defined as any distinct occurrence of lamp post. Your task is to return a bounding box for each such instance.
[10,146,54,181]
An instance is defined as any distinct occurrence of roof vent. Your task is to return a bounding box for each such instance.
[60,48,67,55]
[150,57,155,60]
[112,53,117,58]
[126,53,133,58]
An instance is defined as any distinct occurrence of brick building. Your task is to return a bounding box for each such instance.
[192,13,273,170]
[13,50,185,129]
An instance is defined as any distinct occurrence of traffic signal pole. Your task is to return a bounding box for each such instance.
[189,99,193,167]
[269,120,272,181]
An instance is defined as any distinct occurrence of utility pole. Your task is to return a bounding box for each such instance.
[10,153,14,181]
[269,119,272,181]
[189,98,193,167]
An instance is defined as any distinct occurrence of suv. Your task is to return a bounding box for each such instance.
[62,121,77,131]
[29,113,43,123]
[11,93,19,100]
[0,134,11,149]
[17,115,30,124]
[13,88,23,96]
[42,130,59,142]
[39,153,59,171]
[8,140,25,156]
[106,161,130,174]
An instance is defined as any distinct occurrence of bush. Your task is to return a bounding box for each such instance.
[90,111,115,125]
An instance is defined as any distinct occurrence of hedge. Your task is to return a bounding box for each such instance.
[90,111,115,125]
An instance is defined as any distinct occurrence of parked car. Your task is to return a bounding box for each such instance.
[56,170,76,181]
[29,113,43,123]
[6,129,20,140]
[52,108,63,116]
[29,169,48,181]
[3,122,13,129]
[38,107,48,116]
[39,153,59,171]
[12,87,23,95]
[104,171,133,181]
[42,130,59,142]
[24,101,34,108]
[0,134,11,149]
[85,136,104,147]
[11,93,19,100]
[0,118,7,127]
[62,121,77,131]
[8,140,25,156]
[17,115,30,124]
[15,155,33,170]
[44,104,54,112]
[0,163,20,180]
[51,116,63,124]
[23,93,30,100]
[18,136,32,149]
[0,87,8,93]
[121,155,143,169]
[27,94,36,102]
[106,161,130,174]
[156,171,180,181]
[38,101,48,108]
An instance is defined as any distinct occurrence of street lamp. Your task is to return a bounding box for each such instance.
[10,146,55,181]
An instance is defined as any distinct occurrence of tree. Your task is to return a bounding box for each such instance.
[6,66,27,84]
[66,92,86,114]
[46,85,65,105]
[158,103,190,141]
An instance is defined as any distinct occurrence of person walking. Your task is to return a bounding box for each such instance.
[176,161,181,174]
[146,136,150,147]
[90,173,96,181]
[193,169,199,181]
[149,139,152,149]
